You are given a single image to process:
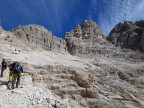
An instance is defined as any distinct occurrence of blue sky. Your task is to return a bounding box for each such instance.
[0,0,144,38]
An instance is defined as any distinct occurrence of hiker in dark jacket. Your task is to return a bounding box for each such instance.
[1,59,8,77]
[9,62,23,89]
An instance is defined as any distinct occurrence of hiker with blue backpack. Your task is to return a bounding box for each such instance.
[9,62,24,89]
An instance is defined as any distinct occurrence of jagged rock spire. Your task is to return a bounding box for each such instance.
[65,20,104,39]
[107,20,144,51]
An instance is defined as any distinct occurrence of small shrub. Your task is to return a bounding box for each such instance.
[81,88,98,98]
[71,73,90,88]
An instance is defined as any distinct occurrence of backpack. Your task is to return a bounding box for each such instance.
[13,63,22,73]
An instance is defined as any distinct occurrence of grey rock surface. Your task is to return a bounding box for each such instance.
[64,20,109,57]
[107,20,144,51]
[65,20,144,62]
[11,25,67,53]
[141,31,144,51]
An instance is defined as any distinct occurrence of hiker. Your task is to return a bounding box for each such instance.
[1,59,8,77]
[9,62,24,89]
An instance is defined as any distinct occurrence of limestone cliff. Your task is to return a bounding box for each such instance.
[64,20,110,58]
[11,25,67,52]
[107,20,144,51]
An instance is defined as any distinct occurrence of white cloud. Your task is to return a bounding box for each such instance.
[88,0,144,35]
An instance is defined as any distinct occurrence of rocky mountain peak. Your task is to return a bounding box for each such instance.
[11,24,67,52]
[107,20,144,51]
[74,24,81,30]
[135,20,144,28]
[64,20,114,57]
[111,21,136,33]
[65,20,104,39]
[81,20,100,31]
